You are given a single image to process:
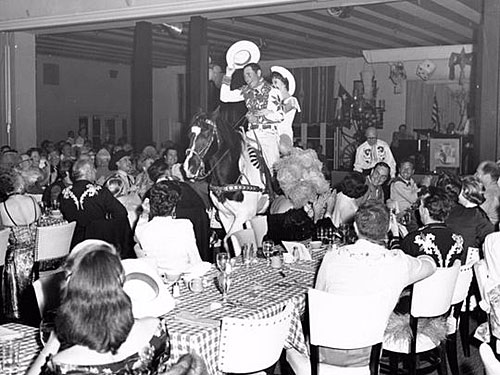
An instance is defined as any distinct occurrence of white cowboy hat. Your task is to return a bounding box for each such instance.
[122,259,175,319]
[271,66,296,95]
[226,40,261,69]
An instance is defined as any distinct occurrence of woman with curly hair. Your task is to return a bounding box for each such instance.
[134,180,202,273]
[0,168,42,321]
[27,240,170,375]
[446,175,494,256]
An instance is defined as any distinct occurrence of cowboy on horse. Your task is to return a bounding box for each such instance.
[220,41,284,173]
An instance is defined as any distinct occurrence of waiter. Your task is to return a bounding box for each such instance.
[354,126,396,178]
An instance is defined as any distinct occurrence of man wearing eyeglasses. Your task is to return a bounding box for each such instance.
[354,127,396,178]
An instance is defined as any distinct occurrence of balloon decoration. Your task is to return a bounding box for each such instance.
[416,59,437,81]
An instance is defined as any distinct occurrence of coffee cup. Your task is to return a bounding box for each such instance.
[188,278,204,293]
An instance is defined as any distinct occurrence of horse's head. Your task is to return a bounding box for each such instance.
[183,112,218,179]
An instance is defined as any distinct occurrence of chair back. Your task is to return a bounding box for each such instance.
[32,271,65,317]
[451,262,474,305]
[0,227,10,267]
[247,215,268,248]
[475,260,496,312]
[411,262,460,318]
[480,343,500,375]
[484,232,500,284]
[35,221,76,262]
[229,228,257,257]
[308,288,398,349]
[218,302,294,373]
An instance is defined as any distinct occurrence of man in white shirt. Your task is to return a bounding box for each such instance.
[315,201,436,366]
[475,160,500,227]
[354,127,396,178]
[220,63,284,171]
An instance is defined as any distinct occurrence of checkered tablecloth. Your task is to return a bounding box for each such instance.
[163,248,327,375]
[1,323,41,374]
[2,248,327,375]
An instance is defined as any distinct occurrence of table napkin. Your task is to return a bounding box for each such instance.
[282,241,312,261]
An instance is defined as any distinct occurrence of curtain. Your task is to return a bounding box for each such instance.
[290,66,336,124]
[406,80,462,132]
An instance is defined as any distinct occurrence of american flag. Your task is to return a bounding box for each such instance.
[431,94,440,132]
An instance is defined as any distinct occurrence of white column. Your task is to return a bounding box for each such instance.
[12,32,37,151]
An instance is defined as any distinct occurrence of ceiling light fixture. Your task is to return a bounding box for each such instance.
[156,23,183,37]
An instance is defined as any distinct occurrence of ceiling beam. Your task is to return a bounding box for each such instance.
[0,0,399,32]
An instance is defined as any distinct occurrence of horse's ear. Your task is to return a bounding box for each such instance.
[210,106,220,120]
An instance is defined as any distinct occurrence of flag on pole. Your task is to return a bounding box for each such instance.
[431,94,440,132]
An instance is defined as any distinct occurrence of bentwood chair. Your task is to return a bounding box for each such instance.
[246,215,268,248]
[229,228,257,257]
[34,221,76,278]
[218,302,294,374]
[480,343,500,375]
[383,262,460,375]
[32,271,65,319]
[446,261,475,375]
[305,288,399,375]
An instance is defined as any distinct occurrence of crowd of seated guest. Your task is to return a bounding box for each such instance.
[0,134,211,325]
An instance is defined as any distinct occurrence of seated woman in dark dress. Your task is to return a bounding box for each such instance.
[27,241,170,375]
[445,175,494,258]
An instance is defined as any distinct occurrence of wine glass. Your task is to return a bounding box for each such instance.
[218,271,231,302]
[262,240,274,265]
[216,252,229,273]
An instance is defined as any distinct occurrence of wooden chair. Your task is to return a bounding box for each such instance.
[383,262,460,375]
[480,343,500,375]
[446,262,474,375]
[228,228,257,257]
[246,215,268,248]
[32,271,65,319]
[34,221,76,278]
[0,227,10,267]
[306,288,399,375]
[218,302,294,374]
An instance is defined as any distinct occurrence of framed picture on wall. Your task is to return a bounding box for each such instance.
[429,137,461,172]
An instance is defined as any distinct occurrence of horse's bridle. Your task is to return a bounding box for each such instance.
[185,118,219,179]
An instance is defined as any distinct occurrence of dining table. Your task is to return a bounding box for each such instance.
[162,246,327,375]
[3,245,328,375]
[0,323,41,374]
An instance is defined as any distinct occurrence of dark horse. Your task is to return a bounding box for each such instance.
[183,109,269,239]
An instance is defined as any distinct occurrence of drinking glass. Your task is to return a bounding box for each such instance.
[39,320,55,346]
[218,272,231,302]
[339,224,349,244]
[39,310,57,346]
[216,252,229,273]
[1,339,20,375]
[52,199,60,210]
[242,244,251,267]
[262,240,274,265]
